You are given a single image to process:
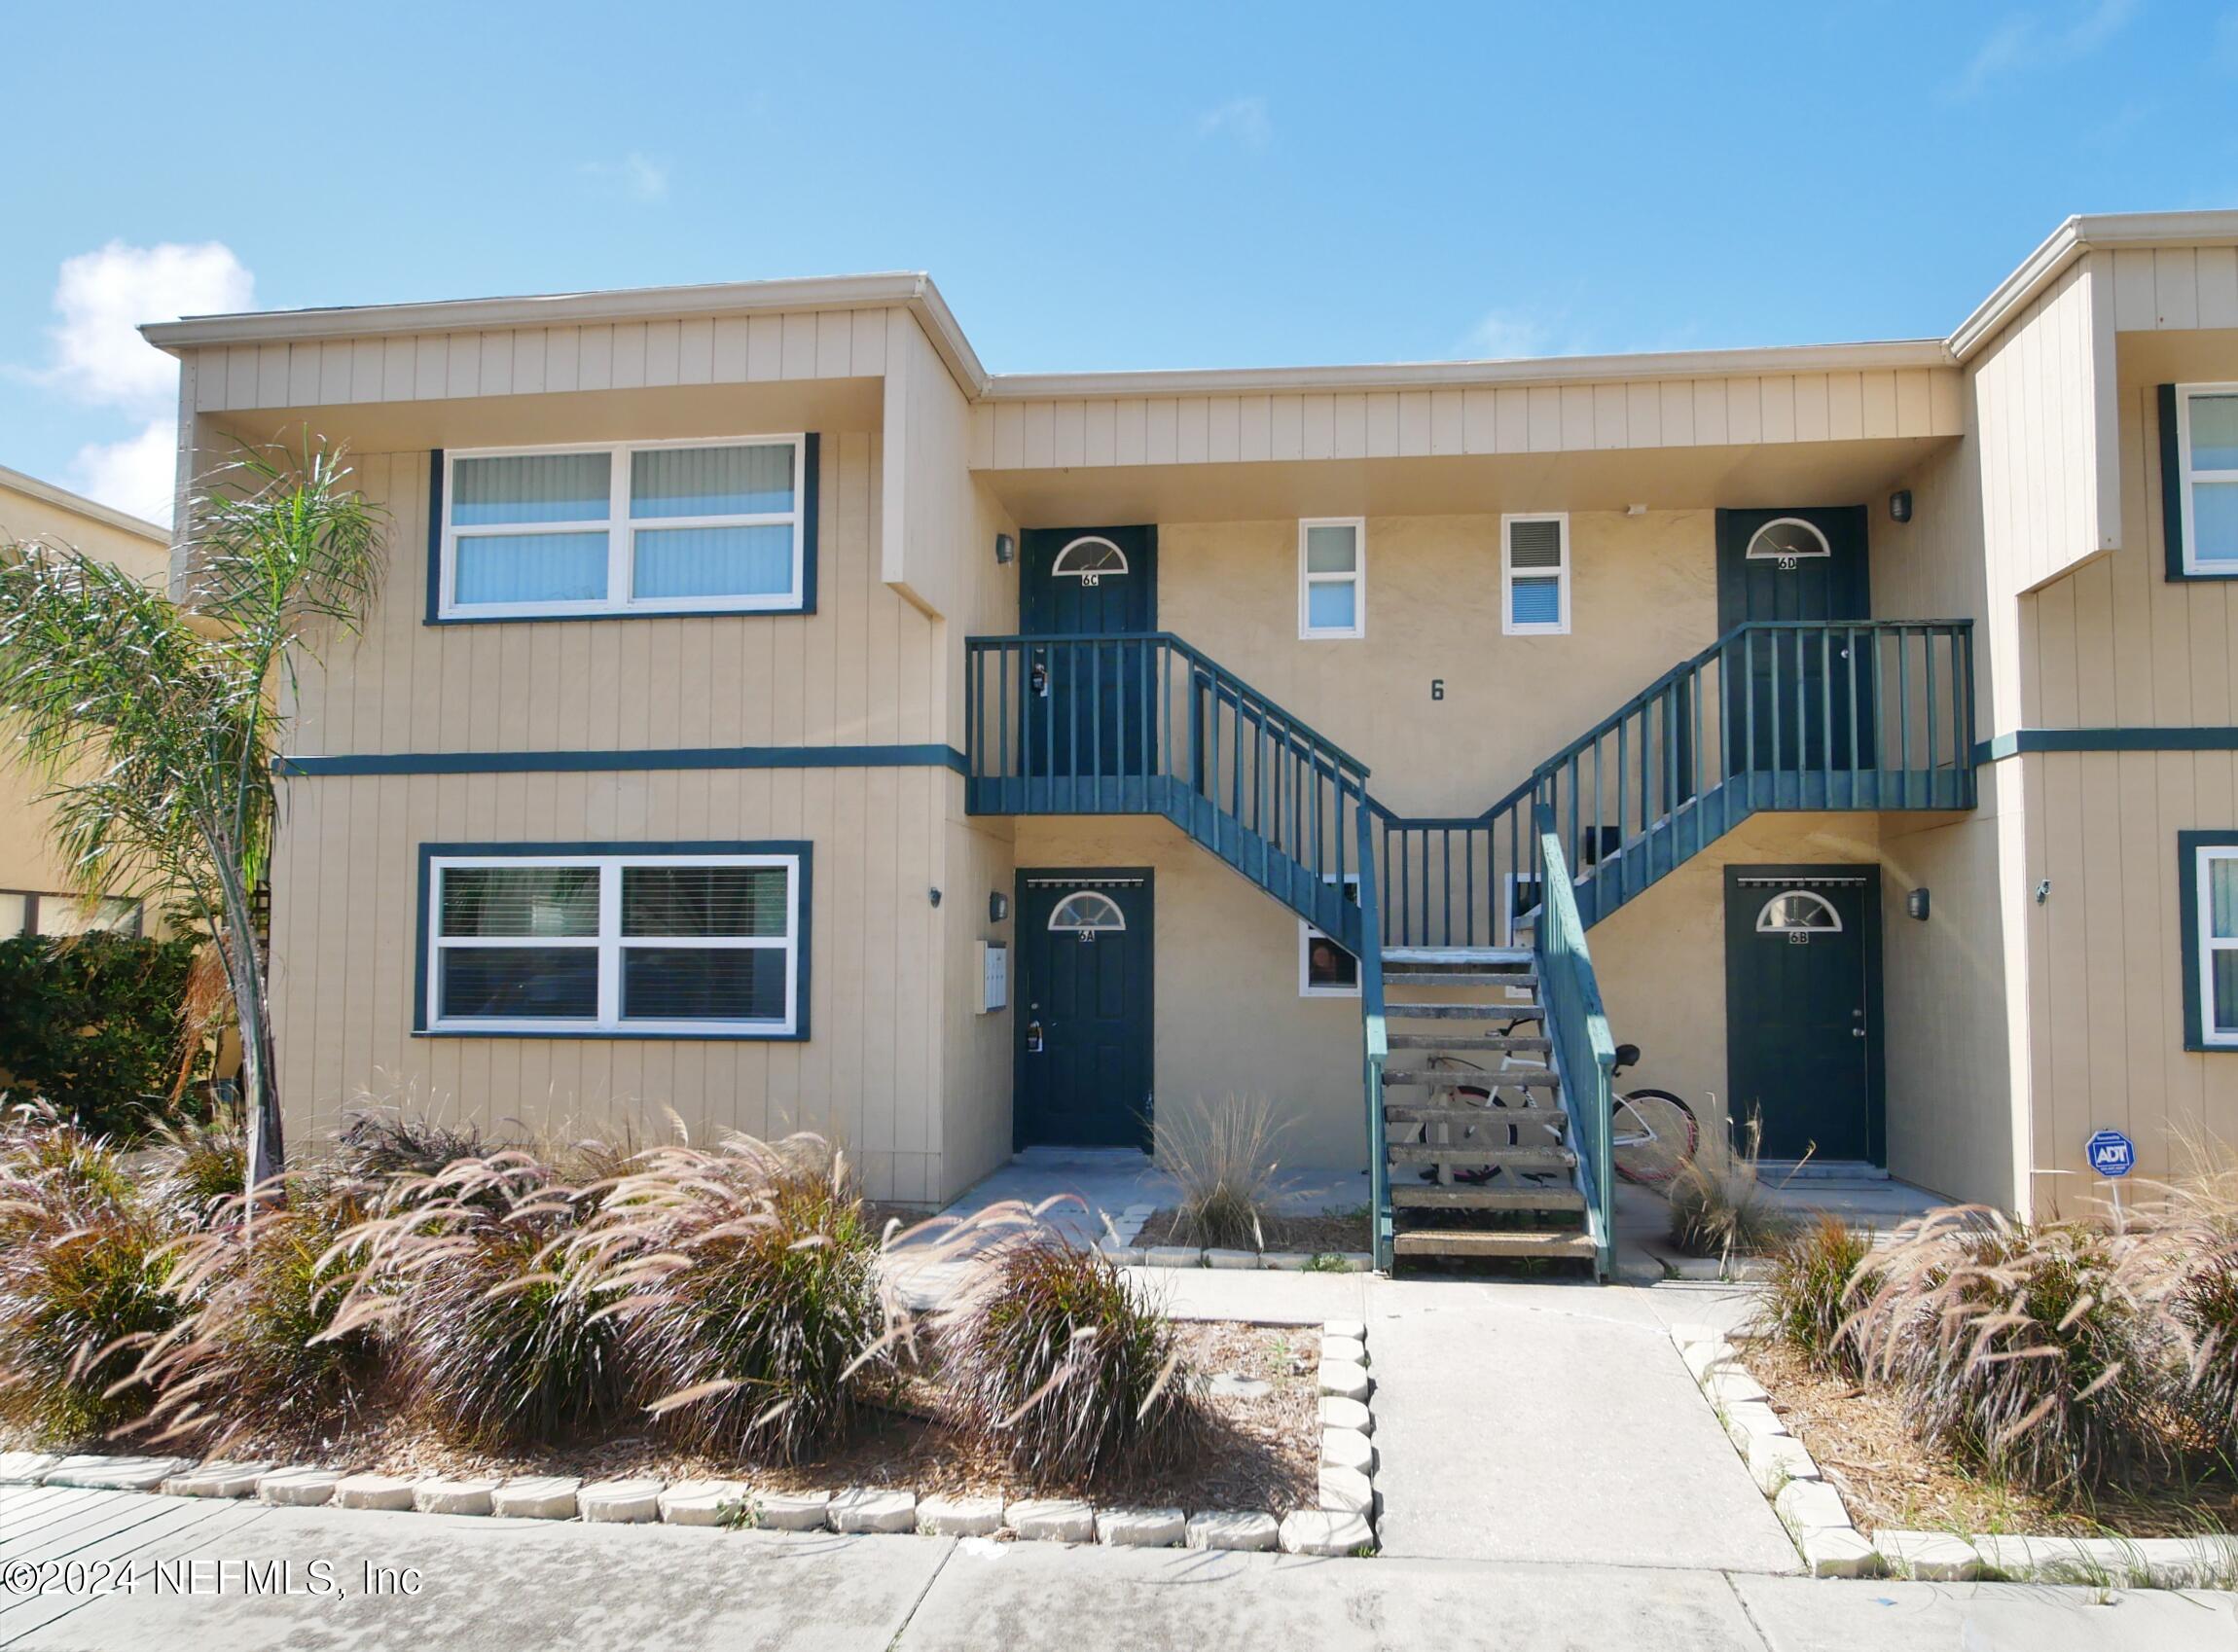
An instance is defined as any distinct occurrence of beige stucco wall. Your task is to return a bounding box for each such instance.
[1012,813,1370,1175]
[1587,811,1883,1167]
[1156,511,1719,814]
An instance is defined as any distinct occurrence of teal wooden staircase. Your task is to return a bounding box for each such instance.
[966,617,1976,1277]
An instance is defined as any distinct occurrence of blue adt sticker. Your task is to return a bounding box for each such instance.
[2085,1130,2135,1179]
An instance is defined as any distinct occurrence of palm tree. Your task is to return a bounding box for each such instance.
[0,439,381,1202]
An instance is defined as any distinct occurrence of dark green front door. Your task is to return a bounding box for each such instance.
[1015,870,1153,1150]
[1018,527,1158,780]
[1716,507,1874,774]
[1723,867,1883,1163]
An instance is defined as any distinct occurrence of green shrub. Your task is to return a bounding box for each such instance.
[592,1135,882,1463]
[0,934,201,1137]
[938,1231,1203,1485]
[1162,1093,1283,1251]
[1761,1214,1878,1375]
[1848,1210,2158,1491]
[0,1201,178,1443]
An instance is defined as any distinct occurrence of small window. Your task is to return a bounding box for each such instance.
[1048,890,1127,933]
[425,851,802,1035]
[0,891,144,939]
[2192,843,2238,1048]
[1744,517,1833,566]
[1299,518,1365,639]
[1501,514,1570,635]
[1755,890,1843,933]
[1300,875,1361,997]
[1051,536,1129,585]
[2176,385,2238,574]
[440,436,811,618]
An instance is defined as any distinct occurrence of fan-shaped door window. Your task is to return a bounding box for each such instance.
[1756,889,1844,935]
[1051,536,1129,587]
[1049,890,1127,941]
[1744,517,1833,568]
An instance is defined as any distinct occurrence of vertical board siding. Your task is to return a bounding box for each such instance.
[294,432,931,756]
[192,306,897,412]
[271,768,957,1203]
[961,367,1964,470]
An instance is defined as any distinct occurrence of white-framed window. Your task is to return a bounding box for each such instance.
[425,851,801,1036]
[1501,513,1570,635]
[2195,844,2238,1047]
[1299,874,1361,997]
[2175,384,2238,574]
[0,891,143,939]
[1299,518,1365,639]
[439,435,810,618]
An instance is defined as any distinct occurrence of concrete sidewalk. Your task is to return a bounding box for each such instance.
[2,1492,2229,1651]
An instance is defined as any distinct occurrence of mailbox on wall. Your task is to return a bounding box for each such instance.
[978,942,1009,1014]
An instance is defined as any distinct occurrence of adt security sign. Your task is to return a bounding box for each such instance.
[2085,1130,2135,1179]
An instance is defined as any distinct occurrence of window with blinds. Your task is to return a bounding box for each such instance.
[440,436,809,618]
[1501,513,1570,636]
[426,852,801,1035]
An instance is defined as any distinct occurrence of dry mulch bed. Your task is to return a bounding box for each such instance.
[1137,1208,1369,1256]
[1745,1338,2238,1538]
[88,1323,1320,1516]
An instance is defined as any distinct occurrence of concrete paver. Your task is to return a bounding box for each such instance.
[1366,1277,1801,1571]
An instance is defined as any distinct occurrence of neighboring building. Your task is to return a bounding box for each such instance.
[142,210,2238,1271]
[0,465,169,939]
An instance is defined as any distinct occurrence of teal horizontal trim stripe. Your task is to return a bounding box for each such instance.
[1974,728,2238,765]
[277,743,966,778]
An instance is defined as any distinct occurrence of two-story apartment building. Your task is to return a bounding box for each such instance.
[142,210,2238,1272]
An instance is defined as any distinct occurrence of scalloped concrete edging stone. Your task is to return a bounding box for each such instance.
[1668,1319,2238,1587]
[5,1321,1381,1559]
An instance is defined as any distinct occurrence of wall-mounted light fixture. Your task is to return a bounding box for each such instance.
[928,887,943,908]
[2036,880,2051,906]
[1889,489,1913,523]
[1906,887,1931,921]
[989,891,1009,922]
[995,533,1016,565]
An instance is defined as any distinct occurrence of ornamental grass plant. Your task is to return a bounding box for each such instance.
[586,1133,883,1463]
[936,1229,1205,1484]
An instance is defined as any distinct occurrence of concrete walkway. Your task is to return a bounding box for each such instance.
[2,1490,2229,1651]
[927,1146,1364,1249]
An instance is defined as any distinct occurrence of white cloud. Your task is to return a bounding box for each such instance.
[68,420,179,527]
[582,153,670,201]
[1948,0,2137,99]
[1458,307,1605,361]
[41,240,253,413]
[25,240,254,527]
[1197,96,1271,151]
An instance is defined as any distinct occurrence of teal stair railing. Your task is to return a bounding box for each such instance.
[1534,803,1617,1279]
[966,632,1373,949]
[1356,798,1392,1271]
[1369,618,1975,947]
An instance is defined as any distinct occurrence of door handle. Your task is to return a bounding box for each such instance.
[1852,1027,1866,1038]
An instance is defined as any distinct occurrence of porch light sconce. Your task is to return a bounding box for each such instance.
[995,533,1016,565]
[2036,880,2051,905]
[1889,489,1913,523]
[928,887,943,908]
[1906,887,1930,921]
[990,891,1009,922]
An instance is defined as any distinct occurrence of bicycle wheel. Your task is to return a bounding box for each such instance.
[1610,1088,1698,1185]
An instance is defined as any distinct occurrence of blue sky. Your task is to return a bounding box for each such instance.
[2,0,2232,523]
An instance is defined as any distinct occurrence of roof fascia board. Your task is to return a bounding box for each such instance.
[141,273,991,401]
[0,461,168,543]
[982,339,1952,401]
[1949,211,2238,362]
